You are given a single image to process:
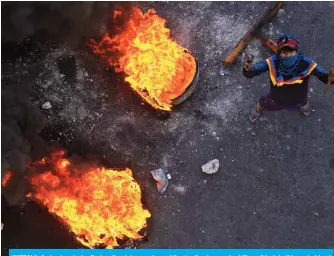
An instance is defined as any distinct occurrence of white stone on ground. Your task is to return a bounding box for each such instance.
[42,101,52,109]
[201,159,219,174]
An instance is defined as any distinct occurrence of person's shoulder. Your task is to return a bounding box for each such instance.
[265,55,278,66]
[299,54,316,64]
[298,54,316,71]
[266,55,278,61]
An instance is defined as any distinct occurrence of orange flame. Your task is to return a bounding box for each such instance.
[113,10,123,20]
[29,150,151,248]
[90,7,196,111]
[2,171,13,187]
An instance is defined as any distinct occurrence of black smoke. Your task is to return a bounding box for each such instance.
[1,1,139,205]
[1,82,46,205]
[1,2,139,48]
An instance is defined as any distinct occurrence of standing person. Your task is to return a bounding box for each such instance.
[243,34,334,122]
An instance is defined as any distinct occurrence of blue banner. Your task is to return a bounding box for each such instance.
[9,249,334,256]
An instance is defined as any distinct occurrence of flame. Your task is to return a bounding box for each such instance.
[113,10,123,20]
[90,7,196,111]
[2,171,13,187]
[28,150,151,248]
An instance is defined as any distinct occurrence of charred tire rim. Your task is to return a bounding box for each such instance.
[172,57,199,106]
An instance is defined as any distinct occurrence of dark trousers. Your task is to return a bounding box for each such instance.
[258,93,307,111]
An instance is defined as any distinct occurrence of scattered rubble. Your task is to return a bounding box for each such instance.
[202,159,220,174]
[41,101,52,109]
[151,168,169,193]
[278,8,285,17]
[172,184,187,195]
[219,67,226,76]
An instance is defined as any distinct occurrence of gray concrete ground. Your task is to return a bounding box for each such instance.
[2,1,334,249]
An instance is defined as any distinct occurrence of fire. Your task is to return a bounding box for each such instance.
[28,150,151,248]
[2,171,13,187]
[90,7,196,111]
[113,10,123,20]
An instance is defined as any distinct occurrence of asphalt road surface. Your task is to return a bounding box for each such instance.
[1,1,334,251]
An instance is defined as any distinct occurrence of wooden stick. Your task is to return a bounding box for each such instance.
[324,80,332,93]
[223,1,283,67]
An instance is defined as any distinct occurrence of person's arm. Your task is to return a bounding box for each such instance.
[243,59,269,78]
[311,65,334,85]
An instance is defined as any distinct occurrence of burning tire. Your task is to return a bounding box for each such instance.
[90,7,198,112]
[27,150,151,249]
[172,56,199,106]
